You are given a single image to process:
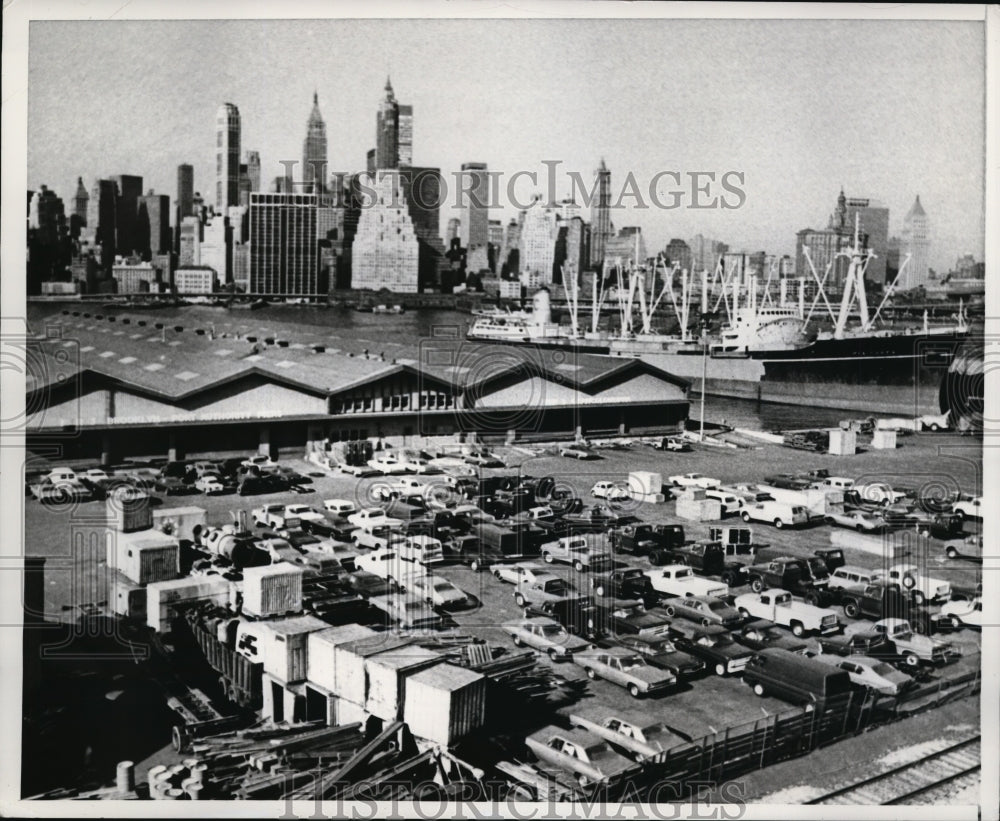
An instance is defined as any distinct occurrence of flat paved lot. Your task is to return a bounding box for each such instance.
[24,433,983,740]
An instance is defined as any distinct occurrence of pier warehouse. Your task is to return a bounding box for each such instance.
[26,311,690,462]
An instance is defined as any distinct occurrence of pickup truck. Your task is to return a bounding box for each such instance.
[885,564,952,605]
[872,619,961,667]
[610,524,685,565]
[347,507,403,532]
[838,582,941,631]
[643,565,729,600]
[252,503,286,528]
[734,590,841,636]
[588,567,658,607]
[667,621,754,677]
[352,526,403,551]
[658,542,746,587]
[541,535,614,573]
[512,573,579,609]
[596,600,673,638]
[741,557,835,606]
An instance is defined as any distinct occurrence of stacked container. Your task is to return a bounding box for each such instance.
[146,576,233,633]
[364,644,444,721]
[233,615,328,684]
[306,624,379,692]
[105,529,180,585]
[403,664,487,747]
[241,564,304,617]
[106,490,153,533]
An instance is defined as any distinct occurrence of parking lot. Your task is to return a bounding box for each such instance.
[24,431,983,744]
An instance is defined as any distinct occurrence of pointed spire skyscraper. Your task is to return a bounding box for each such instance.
[302,91,328,194]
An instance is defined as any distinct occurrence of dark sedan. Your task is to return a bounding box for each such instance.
[733,619,808,655]
[610,634,705,679]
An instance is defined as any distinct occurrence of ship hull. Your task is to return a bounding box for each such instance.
[629,330,968,415]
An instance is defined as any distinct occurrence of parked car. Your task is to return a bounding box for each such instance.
[885,563,952,606]
[342,570,395,598]
[491,562,549,586]
[588,567,658,607]
[742,648,853,705]
[828,565,887,592]
[824,510,886,533]
[951,496,983,521]
[541,534,614,572]
[732,619,808,655]
[347,507,403,532]
[597,600,673,638]
[741,501,809,529]
[668,473,720,490]
[939,598,983,630]
[816,629,900,662]
[810,653,914,696]
[252,503,287,528]
[568,714,678,763]
[242,454,278,471]
[323,499,357,519]
[643,565,729,600]
[944,534,983,562]
[405,574,470,610]
[660,595,741,629]
[503,617,592,661]
[367,454,409,475]
[734,590,840,637]
[398,534,445,565]
[872,619,961,667]
[195,474,226,495]
[525,727,638,788]
[610,524,685,565]
[559,444,600,460]
[572,647,676,697]
[512,574,579,610]
[667,622,753,677]
[704,489,744,515]
[283,504,326,526]
[609,634,705,679]
[591,481,630,502]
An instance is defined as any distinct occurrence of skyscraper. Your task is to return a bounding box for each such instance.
[589,158,612,268]
[72,177,89,226]
[519,199,558,288]
[397,104,413,167]
[87,178,118,272]
[245,150,261,192]
[216,102,241,211]
[901,195,931,287]
[458,162,489,252]
[176,164,194,222]
[375,78,399,170]
[351,173,419,292]
[446,218,460,243]
[112,174,143,258]
[139,191,171,258]
[248,192,320,294]
[302,92,328,194]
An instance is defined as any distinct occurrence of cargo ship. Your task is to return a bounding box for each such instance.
[467,220,972,415]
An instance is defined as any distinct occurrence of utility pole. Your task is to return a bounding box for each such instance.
[699,314,711,441]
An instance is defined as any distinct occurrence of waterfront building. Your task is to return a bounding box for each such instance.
[605,226,646,268]
[201,214,231,284]
[664,238,692,272]
[176,164,194,221]
[87,178,119,273]
[111,258,160,293]
[689,234,729,274]
[174,266,216,294]
[589,158,612,268]
[216,102,242,210]
[303,92,328,194]
[901,195,931,288]
[178,216,202,268]
[840,193,889,285]
[351,173,419,292]
[249,192,322,294]
[554,215,589,286]
[27,185,69,293]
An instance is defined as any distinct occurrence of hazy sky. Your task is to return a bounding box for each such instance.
[28,17,985,271]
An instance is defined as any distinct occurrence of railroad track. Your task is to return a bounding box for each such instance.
[806,735,981,805]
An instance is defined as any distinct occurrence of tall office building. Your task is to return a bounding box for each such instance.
[664,238,693,272]
[446,218,460,243]
[374,77,413,170]
[828,189,890,284]
[245,150,260,192]
[249,192,321,294]
[518,199,558,287]
[87,178,119,272]
[72,177,89,226]
[177,164,194,221]
[396,166,446,291]
[139,191,171,258]
[589,158,612,268]
[112,174,143,258]
[605,226,647,268]
[216,102,241,211]
[689,234,729,274]
[302,92,328,194]
[901,195,931,287]
[458,162,489,252]
[351,173,419,292]
[178,216,202,268]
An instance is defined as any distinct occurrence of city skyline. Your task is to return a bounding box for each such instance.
[28,17,985,271]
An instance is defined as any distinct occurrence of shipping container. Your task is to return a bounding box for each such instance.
[108,571,146,620]
[105,529,180,585]
[241,564,304,617]
[403,663,487,747]
[332,635,412,706]
[185,613,263,709]
[152,506,208,543]
[106,490,153,533]
[234,615,329,685]
[146,577,232,633]
[306,624,379,693]
[364,645,444,722]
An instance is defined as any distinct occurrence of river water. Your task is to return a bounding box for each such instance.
[28,301,866,432]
